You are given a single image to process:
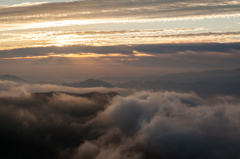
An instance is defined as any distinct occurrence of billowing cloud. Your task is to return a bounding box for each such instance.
[64,91,240,158]
[1,81,240,158]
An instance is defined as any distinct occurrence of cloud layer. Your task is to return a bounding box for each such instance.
[0,80,133,97]
[1,81,240,158]
[1,43,239,73]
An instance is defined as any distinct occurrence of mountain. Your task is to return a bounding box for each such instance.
[98,75,159,83]
[114,79,240,98]
[62,79,113,88]
[157,67,240,83]
[99,67,240,83]
[0,74,28,83]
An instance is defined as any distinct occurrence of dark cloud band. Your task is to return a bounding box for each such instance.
[1,42,240,58]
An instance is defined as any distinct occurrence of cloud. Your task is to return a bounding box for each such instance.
[0,80,133,97]
[0,0,240,30]
[0,43,240,70]
[1,42,240,58]
[75,91,240,159]
[0,2,50,8]
[1,85,240,158]
[3,29,240,50]
[0,80,29,97]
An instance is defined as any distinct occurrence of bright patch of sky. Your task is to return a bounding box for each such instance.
[0,0,72,6]
[54,17,240,33]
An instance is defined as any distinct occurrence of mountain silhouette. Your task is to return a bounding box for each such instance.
[0,74,28,83]
[62,79,113,88]
[156,67,240,83]
[98,67,240,83]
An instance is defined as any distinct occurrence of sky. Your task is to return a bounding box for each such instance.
[0,0,70,5]
[0,0,240,78]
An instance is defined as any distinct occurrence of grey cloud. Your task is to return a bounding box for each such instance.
[132,42,240,54]
[0,92,117,159]
[0,80,29,97]
[76,91,240,159]
[0,80,133,97]
[1,43,240,70]
[0,45,132,58]
[1,42,240,58]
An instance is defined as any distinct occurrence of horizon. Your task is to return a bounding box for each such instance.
[1,66,240,83]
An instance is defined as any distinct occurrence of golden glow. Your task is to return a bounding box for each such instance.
[103,58,139,61]
[2,52,132,60]
[1,30,240,51]
[133,51,154,57]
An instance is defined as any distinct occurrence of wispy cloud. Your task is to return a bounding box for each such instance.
[0,2,50,8]
[2,30,240,50]
[0,0,240,31]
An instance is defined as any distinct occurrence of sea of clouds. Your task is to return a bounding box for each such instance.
[0,80,240,159]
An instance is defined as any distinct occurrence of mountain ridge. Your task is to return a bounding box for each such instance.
[0,74,28,83]
[61,79,113,88]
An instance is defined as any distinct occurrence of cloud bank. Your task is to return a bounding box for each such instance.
[0,80,133,97]
[1,81,240,158]
[1,43,239,71]
[1,42,240,58]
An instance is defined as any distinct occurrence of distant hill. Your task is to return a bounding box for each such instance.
[99,67,240,83]
[157,67,240,83]
[62,79,113,88]
[98,75,159,83]
[0,74,28,83]
[114,79,240,98]
[114,67,240,98]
